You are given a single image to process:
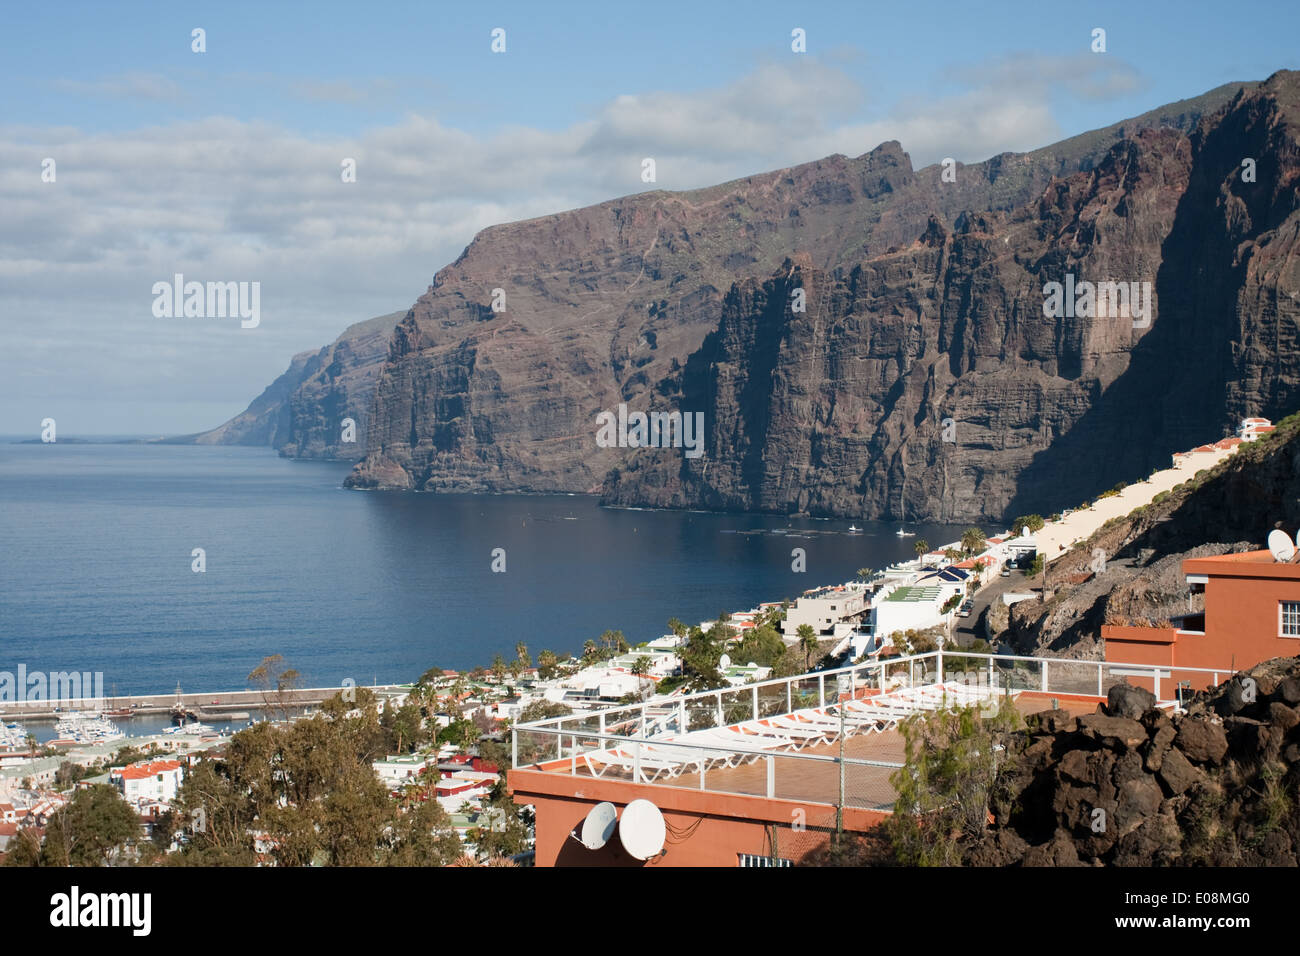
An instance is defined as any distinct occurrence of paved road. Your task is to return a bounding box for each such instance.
[954,567,1033,648]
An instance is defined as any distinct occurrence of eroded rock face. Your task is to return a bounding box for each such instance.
[600,73,1300,519]
[345,76,1300,517]
[184,311,404,461]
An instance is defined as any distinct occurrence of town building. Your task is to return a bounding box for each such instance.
[1104,547,1300,690]
[112,759,183,804]
[373,753,433,787]
[781,586,868,641]
[1238,417,1276,441]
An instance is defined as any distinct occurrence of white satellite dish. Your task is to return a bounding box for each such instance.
[618,799,666,861]
[718,653,731,669]
[1268,529,1296,563]
[579,801,618,850]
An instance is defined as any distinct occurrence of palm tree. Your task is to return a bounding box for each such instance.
[914,538,929,558]
[796,623,819,670]
[667,618,686,638]
[582,639,597,662]
[960,527,986,556]
[514,642,530,670]
[537,649,558,680]
[856,567,873,583]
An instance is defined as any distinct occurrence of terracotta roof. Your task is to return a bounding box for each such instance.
[118,759,182,780]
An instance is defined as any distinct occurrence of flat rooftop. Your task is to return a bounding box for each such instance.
[516,687,1101,812]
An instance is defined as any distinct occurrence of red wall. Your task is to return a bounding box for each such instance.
[1104,553,1300,692]
[509,768,889,867]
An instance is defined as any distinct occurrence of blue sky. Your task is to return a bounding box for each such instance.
[2,0,1297,434]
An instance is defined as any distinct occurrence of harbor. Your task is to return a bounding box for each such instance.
[0,683,403,723]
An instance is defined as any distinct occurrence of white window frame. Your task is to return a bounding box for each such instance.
[1280,601,1300,638]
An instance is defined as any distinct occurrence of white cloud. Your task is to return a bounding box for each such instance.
[0,53,1146,434]
[53,72,186,104]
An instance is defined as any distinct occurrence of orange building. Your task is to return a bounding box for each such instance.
[1104,549,1300,690]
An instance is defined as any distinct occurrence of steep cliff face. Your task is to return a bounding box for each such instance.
[600,73,1300,519]
[185,311,403,460]
[344,76,1292,515]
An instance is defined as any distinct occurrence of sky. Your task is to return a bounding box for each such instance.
[2,0,1297,435]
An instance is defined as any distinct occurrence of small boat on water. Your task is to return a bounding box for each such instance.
[896,528,915,537]
[847,525,861,534]
[166,720,215,736]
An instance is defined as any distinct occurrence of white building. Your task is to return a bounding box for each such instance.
[113,759,183,804]
[373,753,432,787]
[871,585,951,642]
[781,586,868,640]
[1238,417,1275,441]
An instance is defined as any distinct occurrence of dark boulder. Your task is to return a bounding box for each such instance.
[1156,747,1203,797]
[1175,717,1229,765]
[1107,682,1156,719]
[1078,714,1147,751]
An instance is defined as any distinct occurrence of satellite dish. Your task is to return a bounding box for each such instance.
[1269,529,1296,563]
[618,799,666,861]
[579,802,618,850]
[718,653,731,669]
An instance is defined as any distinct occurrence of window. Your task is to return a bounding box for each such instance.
[739,853,792,867]
[1281,602,1300,637]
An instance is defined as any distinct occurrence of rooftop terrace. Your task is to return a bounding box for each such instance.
[510,650,1230,814]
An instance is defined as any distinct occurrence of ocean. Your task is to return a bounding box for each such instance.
[0,442,967,694]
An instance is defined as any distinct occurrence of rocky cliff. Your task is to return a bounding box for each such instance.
[600,72,1300,519]
[345,78,1279,508]
[180,311,403,460]
[964,671,1300,866]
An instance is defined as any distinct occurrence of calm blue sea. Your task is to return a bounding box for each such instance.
[0,443,966,694]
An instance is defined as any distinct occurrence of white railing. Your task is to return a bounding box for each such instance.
[514,649,1228,742]
[509,649,1235,809]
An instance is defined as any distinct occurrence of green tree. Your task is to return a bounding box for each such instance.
[960,527,986,556]
[676,626,726,692]
[884,698,1020,865]
[490,654,507,682]
[386,795,463,866]
[856,567,873,584]
[731,624,788,670]
[380,700,425,754]
[468,791,532,861]
[796,623,819,670]
[518,700,572,723]
[28,785,141,867]
[514,642,531,671]
[599,629,628,656]
[1011,514,1045,535]
[914,539,929,558]
[536,650,559,681]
